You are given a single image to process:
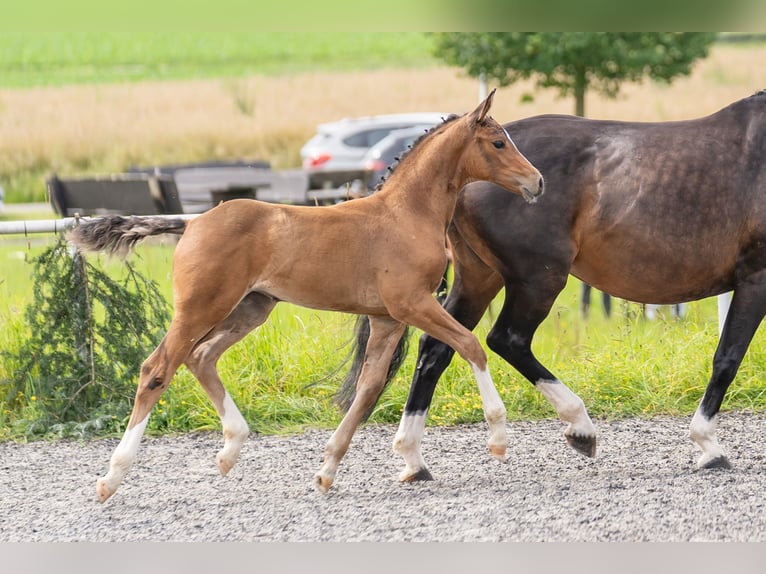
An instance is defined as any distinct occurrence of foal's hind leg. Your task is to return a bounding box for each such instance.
[96,314,220,502]
[185,292,277,476]
[314,316,406,493]
[690,284,766,469]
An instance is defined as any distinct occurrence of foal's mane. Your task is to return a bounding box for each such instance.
[373,113,460,191]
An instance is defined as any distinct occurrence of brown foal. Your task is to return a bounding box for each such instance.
[70,90,543,502]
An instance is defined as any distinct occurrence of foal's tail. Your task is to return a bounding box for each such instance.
[333,316,410,421]
[69,215,188,256]
[333,263,450,420]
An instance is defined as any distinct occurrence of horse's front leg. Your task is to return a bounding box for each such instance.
[314,316,406,493]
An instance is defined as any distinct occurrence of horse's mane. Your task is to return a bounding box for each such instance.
[373,113,460,191]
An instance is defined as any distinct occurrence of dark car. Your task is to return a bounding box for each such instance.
[361,126,429,190]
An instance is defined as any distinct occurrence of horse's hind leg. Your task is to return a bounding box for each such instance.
[690,284,766,469]
[96,315,216,502]
[185,292,277,476]
[314,316,406,493]
[486,279,596,458]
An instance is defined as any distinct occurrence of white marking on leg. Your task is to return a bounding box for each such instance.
[536,379,596,439]
[690,407,726,468]
[393,410,428,481]
[97,413,150,501]
[470,362,508,460]
[217,390,249,475]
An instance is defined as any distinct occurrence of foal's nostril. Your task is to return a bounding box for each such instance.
[538,177,544,194]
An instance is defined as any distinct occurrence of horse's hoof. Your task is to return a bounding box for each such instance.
[313,473,333,494]
[399,467,434,482]
[96,478,115,503]
[566,433,597,458]
[489,443,508,462]
[216,452,235,476]
[699,454,732,470]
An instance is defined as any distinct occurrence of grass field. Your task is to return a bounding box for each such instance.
[2,37,766,440]
[2,238,765,441]
[0,33,436,87]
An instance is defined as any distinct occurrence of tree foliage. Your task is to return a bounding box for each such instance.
[2,236,170,437]
[431,32,717,116]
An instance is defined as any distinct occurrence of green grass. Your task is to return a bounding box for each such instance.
[0,32,436,88]
[2,238,765,442]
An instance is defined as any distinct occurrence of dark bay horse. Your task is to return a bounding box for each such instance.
[340,90,766,482]
[69,90,543,501]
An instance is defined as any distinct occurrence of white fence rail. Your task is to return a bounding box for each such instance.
[0,213,199,236]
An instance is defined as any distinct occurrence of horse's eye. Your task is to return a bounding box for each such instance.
[492,140,505,149]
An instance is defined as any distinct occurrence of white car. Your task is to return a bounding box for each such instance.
[300,112,446,173]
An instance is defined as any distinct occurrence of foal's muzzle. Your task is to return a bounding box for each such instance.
[521,176,544,204]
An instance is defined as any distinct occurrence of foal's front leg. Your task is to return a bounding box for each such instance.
[314,316,406,493]
[391,295,509,482]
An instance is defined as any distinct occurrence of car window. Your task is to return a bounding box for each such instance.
[343,128,401,148]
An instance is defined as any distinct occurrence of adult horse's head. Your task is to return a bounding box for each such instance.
[460,88,544,203]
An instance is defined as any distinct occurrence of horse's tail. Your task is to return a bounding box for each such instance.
[333,315,410,421]
[69,215,188,257]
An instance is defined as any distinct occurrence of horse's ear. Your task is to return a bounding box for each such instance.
[470,88,496,125]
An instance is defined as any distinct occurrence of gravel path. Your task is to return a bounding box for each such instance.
[1,412,764,542]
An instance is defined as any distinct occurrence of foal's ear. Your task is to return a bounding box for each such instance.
[470,88,496,125]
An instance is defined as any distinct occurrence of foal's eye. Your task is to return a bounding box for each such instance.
[492,140,505,149]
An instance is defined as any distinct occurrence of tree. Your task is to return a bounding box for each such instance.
[431,32,716,117]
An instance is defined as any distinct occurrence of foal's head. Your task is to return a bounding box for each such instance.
[458,89,544,203]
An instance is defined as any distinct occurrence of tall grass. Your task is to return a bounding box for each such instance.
[2,239,764,441]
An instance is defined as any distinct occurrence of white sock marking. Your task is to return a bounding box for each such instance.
[111,414,150,473]
[536,379,595,437]
[470,362,507,456]
[393,411,428,477]
[690,407,725,467]
[221,390,249,442]
[99,413,150,496]
[470,363,506,425]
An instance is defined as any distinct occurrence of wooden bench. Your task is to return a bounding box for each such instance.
[47,174,183,217]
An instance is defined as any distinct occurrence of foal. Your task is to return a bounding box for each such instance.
[70,90,543,501]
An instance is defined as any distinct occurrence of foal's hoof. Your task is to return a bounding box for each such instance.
[96,478,115,504]
[399,467,434,482]
[216,452,235,476]
[698,454,732,470]
[313,473,334,494]
[566,433,597,458]
[489,443,509,462]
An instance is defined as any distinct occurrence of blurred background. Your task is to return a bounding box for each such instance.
[2,32,765,210]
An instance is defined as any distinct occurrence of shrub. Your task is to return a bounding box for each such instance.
[1,236,170,437]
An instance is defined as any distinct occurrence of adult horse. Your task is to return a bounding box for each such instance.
[339,90,766,483]
[69,90,543,501]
